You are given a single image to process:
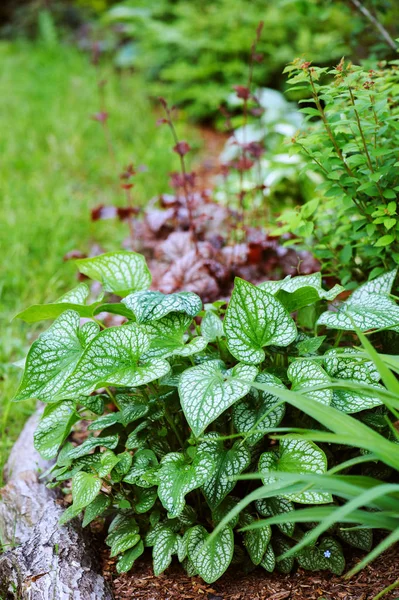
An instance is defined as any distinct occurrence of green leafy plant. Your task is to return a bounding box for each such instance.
[13,251,399,585]
[275,58,399,284]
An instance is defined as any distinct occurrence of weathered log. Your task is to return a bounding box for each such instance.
[0,408,113,600]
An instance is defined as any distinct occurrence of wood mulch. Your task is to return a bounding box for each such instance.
[101,545,399,600]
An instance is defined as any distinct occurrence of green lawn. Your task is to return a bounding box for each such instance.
[0,41,193,480]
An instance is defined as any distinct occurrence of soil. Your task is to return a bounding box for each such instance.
[102,545,399,600]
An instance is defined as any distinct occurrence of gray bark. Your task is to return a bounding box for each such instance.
[0,409,113,600]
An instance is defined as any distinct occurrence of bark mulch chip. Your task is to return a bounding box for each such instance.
[102,545,399,600]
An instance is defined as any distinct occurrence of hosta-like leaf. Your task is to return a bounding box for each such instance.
[224,278,297,364]
[72,471,102,510]
[14,284,97,323]
[337,525,372,551]
[260,543,275,572]
[142,313,207,358]
[260,273,344,313]
[288,360,332,406]
[233,372,286,445]
[82,493,111,527]
[34,400,79,459]
[259,436,332,504]
[76,251,151,296]
[243,515,271,565]
[158,450,215,518]
[123,290,202,323]
[199,434,251,509]
[296,536,345,575]
[200,310,224,342]
[117,540,144,574]
[255,497,295,536]
[153,526,178,575]
[14,311,99,402]
[60,323,170,396]
[317,269,399,332]
[179,360,258,437]
[188,525,234,583]
[323,349,384,413]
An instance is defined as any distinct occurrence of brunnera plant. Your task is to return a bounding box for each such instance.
[14,251,399,582]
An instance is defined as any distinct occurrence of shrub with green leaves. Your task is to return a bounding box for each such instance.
[13,251,399,582]
[274,59,399,285]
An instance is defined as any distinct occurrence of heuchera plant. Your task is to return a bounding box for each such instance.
[14,252,399,582]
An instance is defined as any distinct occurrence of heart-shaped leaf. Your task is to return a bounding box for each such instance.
[201,310,224,342]
[14,284,99,323]
[260,273,344,313]
[255,496,295,536]
[143,313,207,358]
[224,278,297,364]
[273,533,295,574]
[158,450,215,518]
[76,251,151,296]
[60,323,170,396]
[259,436,332,504]
[260,543,275,572]
[123,290,202,323]
[296,536,345,575]
[233,372,286,445]
[323,348,384,413]
[337,525,372,551]
[131,486,157,513]
[242,514,271,565]
[187,525,234,583]
[82,493,111,527]
[117,540,144,574]
[152,526,179,575]
[179,360,258,437]
[34,400,79,459]
[124,449,159,487]
[14,311,99,402]
[199,433,251,509]
[106,519,141,557]
[71,471,102,511]
[317,269,399,332]
[288,360,332,406]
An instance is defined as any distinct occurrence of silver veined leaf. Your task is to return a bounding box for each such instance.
[123,290,202,323]
[14,311,99,402]
[14,284,97,323]
[273,534,295,574]
[287,360,332,406]
[60,323,170,396]
[260,543,275,572]
[33,400,79,459]
[98,450,121,478]
[199,433,251,509]
[117,540,144,574]
[157,450,215,518]
[142,313,207,359]
[107,527,141,558]
[242,514,271,565]
[224,278,297,364]
[64,434,119,461]
[187,525,234,583]
[179,360,258,437]
[317,269,399,332]
[255,496,295,536]
[259,436,332,504]
[76,251,151,297]
[123,449,159,487]
[296,536,345,575]
[82,493,111,527]
[131,486,157,513]
[71,471,102,511]
[337,525,372,551]
[323,348,384,413]
[212,496,240,529]
[152,526,179,575]
[233,372,286,445]
[200,310,224,342]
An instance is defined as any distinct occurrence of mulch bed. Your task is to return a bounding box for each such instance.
[101,545,399,600]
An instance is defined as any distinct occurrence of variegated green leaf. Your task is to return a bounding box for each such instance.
[324,348,384,413]
[296,536,345,575]
[260,543,275,572]
[179,360,258,437]
[288,360,332,406]
[212,496,240,529]
[34,400,79,459]
[259,436,332,504]
[76,251,151,296]
[14,284,97,323]
[60,323,170,396]
[188,525,234,583]
[142,313,207,358]
[98,450,121,477]
[200,310,224,342]
[117,540,144,573]
[123,290,202,323]
[153,526,178,575]
[224,278,297,364]
[273,534,295,574]
[123,449,159,487]
[64,434,119,460]
[82,493,111,527]
[233,372,286,445]
[317,269,399,332]
[157,450,215,518]
[199,434,251,509]
[106,521,141,557]
[71,471,102,510]
[131,486,157,513]
[337,525,372,551]
[255,496,295,536]
[14,311,99,402]
[242,514,271,565]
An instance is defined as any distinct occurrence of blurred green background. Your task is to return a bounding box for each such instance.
[0,0,398,476]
